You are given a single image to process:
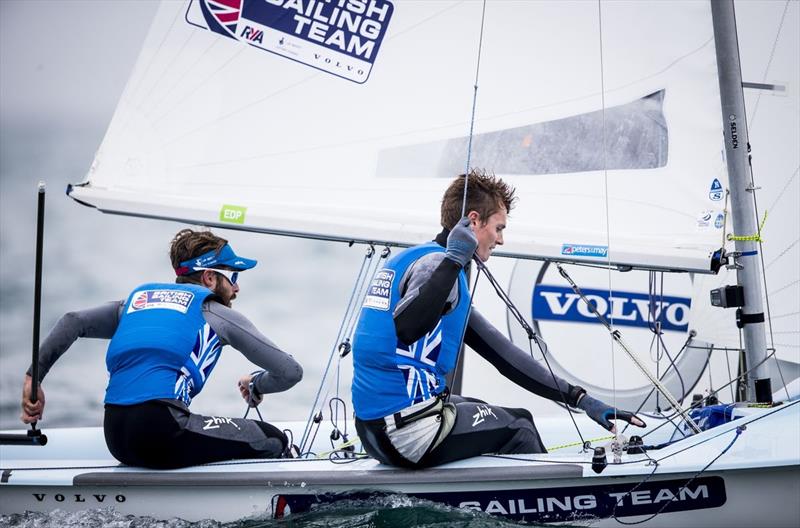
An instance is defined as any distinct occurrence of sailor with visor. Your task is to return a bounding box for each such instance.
[21,229,302,469]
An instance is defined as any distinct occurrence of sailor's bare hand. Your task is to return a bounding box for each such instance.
[238,374,263,407]
[21,374,45,424]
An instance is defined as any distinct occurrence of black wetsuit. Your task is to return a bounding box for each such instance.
[29,299,302,469]
[356,229,584,468]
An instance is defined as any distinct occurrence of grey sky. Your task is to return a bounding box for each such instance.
[0,0,158,126]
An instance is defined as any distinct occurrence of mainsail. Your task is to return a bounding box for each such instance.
[71,0,730,273]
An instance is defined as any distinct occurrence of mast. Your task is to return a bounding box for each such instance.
[711,0,770,401]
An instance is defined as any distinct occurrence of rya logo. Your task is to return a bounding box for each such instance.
[532,285,691,332]
[240,25,263,43]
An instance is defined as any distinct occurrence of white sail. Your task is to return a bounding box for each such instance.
[71,0,729,272]
[487,0,799,411]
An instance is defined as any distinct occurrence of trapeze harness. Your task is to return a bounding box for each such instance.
[103,282,288,469]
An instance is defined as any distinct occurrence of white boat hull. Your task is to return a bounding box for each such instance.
[2,402,798,526]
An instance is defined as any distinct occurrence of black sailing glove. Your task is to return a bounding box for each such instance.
[445,217,478,268]
[577,394,646,432]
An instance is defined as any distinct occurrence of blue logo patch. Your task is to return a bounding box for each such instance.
[709,178,723,201]
[561,244,608,258]
[714,213,725,229]
[363,268,394,311]
[532,284,691,332]
[127,290,195,314]
[187,0,394,84]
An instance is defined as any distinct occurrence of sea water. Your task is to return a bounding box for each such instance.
[0,496,552,528]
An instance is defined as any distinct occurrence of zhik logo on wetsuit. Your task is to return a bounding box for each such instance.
[203,416,241,430]
[472,405,498,427]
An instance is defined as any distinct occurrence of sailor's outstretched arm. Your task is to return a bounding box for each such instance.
[203,301,302,394]
[464,309,645,431]
[464,308,585,406]
[26,301,123,382]
[22,300,123,423]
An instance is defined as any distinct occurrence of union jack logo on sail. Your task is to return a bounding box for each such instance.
[200,0,242,39]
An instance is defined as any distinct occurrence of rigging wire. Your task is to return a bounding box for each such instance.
[646,271,687,410]
[724,347,736,402]
[736,0,795,401]
[637,346,783,441]
[613,426,745,526]
[448,0,488,396]
[747,150,791,401]
[649,272,662,412]
[491,397,798,463]
[461,0,488,217]
[654,399,797,463]
[557,264,702,435]
[297,246,379,455]
[447,263,483,403]
[475,260,587,447]
[595,0,621,448]
[766,166,799,214]
[619,333,695,439]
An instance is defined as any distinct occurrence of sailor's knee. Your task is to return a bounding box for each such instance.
[253,420,288,455]
[502,420,546,454]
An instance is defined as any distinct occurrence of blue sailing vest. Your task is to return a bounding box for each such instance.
[352,243,470,420]
[104,283,222,406]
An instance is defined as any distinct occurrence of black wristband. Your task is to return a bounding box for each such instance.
[250,370,266,398]
[568,385,586,407]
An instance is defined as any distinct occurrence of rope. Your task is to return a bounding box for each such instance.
[447,260,483,402]
[474,260,587,447]
[547,435,614,452]
[461,0,488,217]
[619,334,694,439]
[646,271,686,414]
[613,426,744,525]
[638,347,782,441]
[557,264,701,434]
[747,151,790,401]
[298,246,377,455]
[727,210,767,242]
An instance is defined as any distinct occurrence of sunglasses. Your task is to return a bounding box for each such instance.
[193,267,239,285]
